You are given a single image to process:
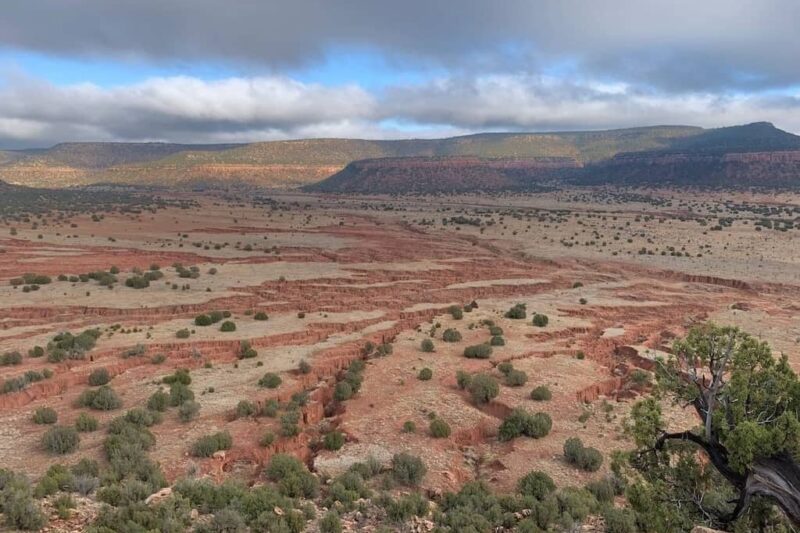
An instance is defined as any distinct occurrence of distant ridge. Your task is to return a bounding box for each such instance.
[3,123,800,190]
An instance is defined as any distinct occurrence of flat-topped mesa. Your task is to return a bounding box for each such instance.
[305,155,581,194]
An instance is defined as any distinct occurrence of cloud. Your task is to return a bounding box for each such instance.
[0,71,798,148]
[0,74,378,146]
[2,0,800,93]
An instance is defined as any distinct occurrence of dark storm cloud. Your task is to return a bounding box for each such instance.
[2,0,800,93]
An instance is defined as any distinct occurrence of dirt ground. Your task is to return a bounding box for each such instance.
[1,187,798,505]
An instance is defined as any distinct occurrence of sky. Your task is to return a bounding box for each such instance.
[1,0,799,148]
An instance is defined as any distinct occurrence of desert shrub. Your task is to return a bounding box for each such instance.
[468,373,499,404]
[191,431,232,457]
[254,311,269,321]
[147,390,170,411]
[505,369,528,387]
[421,338,435,352]
[88,368,111,386]
[498,409,552,441]
[0,471,48,531]
[391,453,427,486]
[456,370,472,390]
[629,368,652,387]
[32,406,58,424]
[122,343,147,358]
[235,400,257,419]
[497,362,514,375]
[418,367,433,380]
[382,492,429,523]
[435,481,506,531]
[489,325,504,336]
[563,437,603,472]
[175,328,190,339]
[333,380,353,401]
[441,328,462,342]
[517,471,556,500]
[603,507,637,533]
[42,425,79,454]
[319,510,342,533]
[168,382,194,406]
[280,410,301,437]
[585,477,615,503]
[194,314,212,326]
[323,431,345,451]
[28,346,45,358]
[260,430,276,447]
[258,372,282,389]
[125,275,149,289]
[489,335,505,346]
[75,412,99,432]
[464,343,492,359]
[557,486,599,522]
[124,408,162,427]
[76,385,122,410]
[532,313,549,327]
[448,305,464,320]
[505,303,527,319]
[0,351,22,366]
[530,385,552,401]
[261,398,279,417]
[219,320,236,332]
[376,342,393,356]
[402,420,416,433]
[265,454,319,498]
[429,418,451,438]
[178,400,200,422]
[575,350,586,360]
[238,340,257,359]
[298,359,312,374]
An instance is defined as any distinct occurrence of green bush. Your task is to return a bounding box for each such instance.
[254,311,269,320]
[0,351,22,366]
[441,328,462,342]
[488,325,504,336]
[280,410,301,437]
[603,507,637,533]
[42,426,79,454]
[418,367,433,380]
[448,305,464,320]
[421,338,435,352]
[402,420,416,433]
[219,320,236,332]
[194,314,212,326]
[333,381,353,401]
[265,454,319,498]
[391,453,427,485]
[260,430,276,447]
[517,471,556,500]
[75,412,99,432]
[208,310,225,323]
[563,437,603,472]
[147,390,170,411]
[175,328,190,339]
[168,382,194,406]
[464,343,492,359]
[585,477,615,503]
[489,335,505,346]
[505,303,527,319]
[505,369,528,387]
[235,400,257,419]
[456,370,472,390]
[532,313,549,327]
[190,431,232,457]
[323,431,345,451]
[88,368,111,386]
[319,510,342,533]
[298,359,312,374]
[32,406,58,424]
[162,369,191,385]
[429,418,451,438]
[530,385,552,401]
[178,400,200,422]
[468,373,499,404]
[498,409,552,441]
[258,372,282,388]
[76,385,122,410]
[0,471,48,531]
[497,362,514,375]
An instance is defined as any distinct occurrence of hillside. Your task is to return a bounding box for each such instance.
[306,156,580,193]
[581,122,800,187]
[0,126,702,188]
